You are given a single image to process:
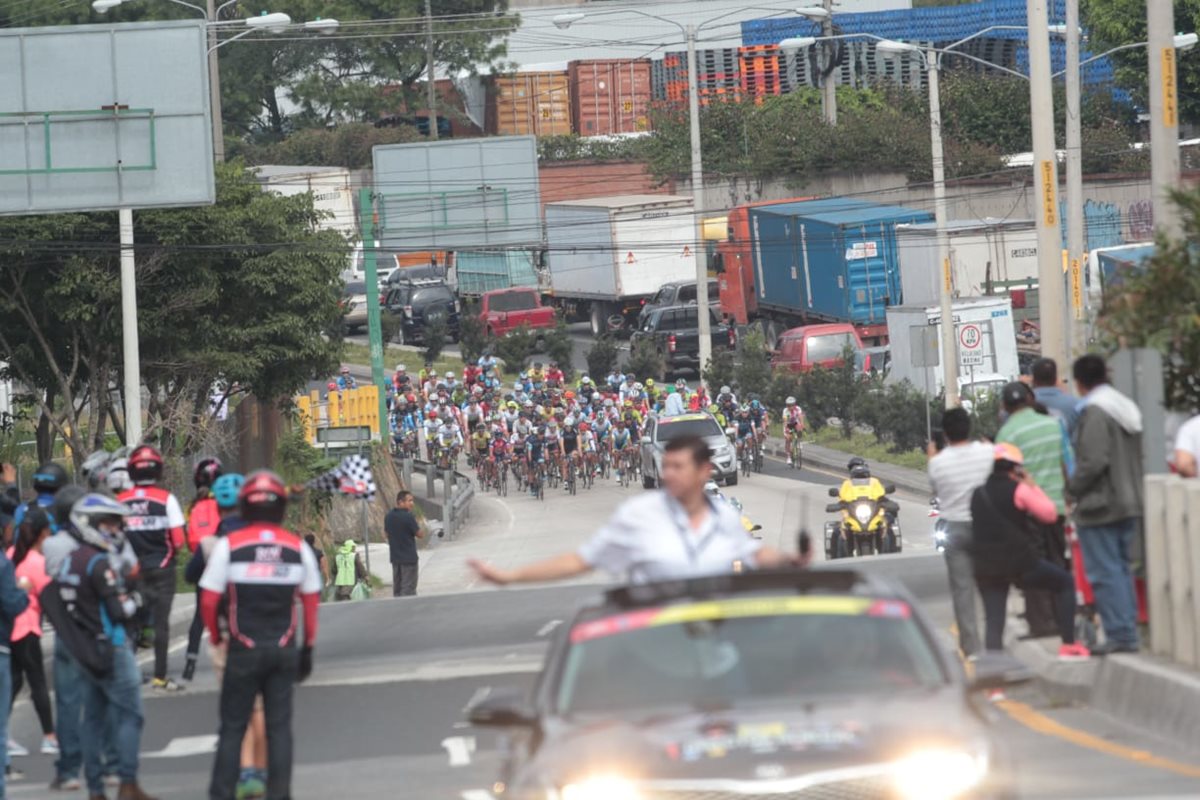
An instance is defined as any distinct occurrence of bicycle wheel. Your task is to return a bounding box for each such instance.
[500,465,508,497]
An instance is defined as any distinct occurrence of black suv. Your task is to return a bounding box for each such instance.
[467,569,1018,800]
[638,278,720,328]
[630,303,734,379]
[383,278,460,344]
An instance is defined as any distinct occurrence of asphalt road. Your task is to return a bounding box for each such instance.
[9,463,1200,799]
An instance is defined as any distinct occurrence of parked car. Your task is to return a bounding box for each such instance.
[383,279,460,344]
[629,304,735,379]
[771,323,868,374]
[637,278,720,328]
[640,412,738,487]
[467,568,1019,800]
[340,280,369,334]
[378,262,448,305]
[478,287,557,337]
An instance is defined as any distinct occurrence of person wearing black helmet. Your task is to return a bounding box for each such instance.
[13,462,68,530]
[116,446,187,693]
[181,458,223,683]
[200,471,321,800]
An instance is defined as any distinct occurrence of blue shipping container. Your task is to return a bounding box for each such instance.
[749,199,934,325]
[455,249,539,296]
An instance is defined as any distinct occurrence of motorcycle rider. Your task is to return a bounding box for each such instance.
[43,493,157,800]
[117,446,188,692]
[833,458,899,553]
[14,462,68,526]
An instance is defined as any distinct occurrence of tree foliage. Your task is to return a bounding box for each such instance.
[231,123,421,169]
[625,339,666,383]
[734,331,773,401]
[541,319,576,381]
[585,336,621,380]
[1098,185,1200,411]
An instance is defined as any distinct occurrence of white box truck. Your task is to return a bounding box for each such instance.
[896,218,1040,307]
[886,296,1019,398]
[544,194,696,335]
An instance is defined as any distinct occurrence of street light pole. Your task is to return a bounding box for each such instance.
[1064,0,1085,347]
[1026,0,1068,372]
[206,0,225,161]
[1147,0,1182,239]
[821,0,837,125]
[425,0,439,141]
[686,24,713,388]
[925,55,959,407]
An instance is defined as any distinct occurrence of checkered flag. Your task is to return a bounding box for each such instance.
[308,454,376,501]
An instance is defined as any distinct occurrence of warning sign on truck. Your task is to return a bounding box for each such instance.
[845,241,879,260]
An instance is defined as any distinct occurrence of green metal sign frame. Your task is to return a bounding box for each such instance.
[0,107,157,176]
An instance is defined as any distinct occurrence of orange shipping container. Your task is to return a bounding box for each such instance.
[486,71,572,137]
[568,59,652,136]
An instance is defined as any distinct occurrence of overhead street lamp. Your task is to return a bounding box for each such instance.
[92,0,338,162]
[794,4,837,124]
[553,6,802,390]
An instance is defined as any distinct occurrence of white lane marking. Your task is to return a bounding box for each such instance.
[462,685,491,713]
[461,792,495,800]
[536,619,562,638]
[301,657,541,688]
[143,734,218,758]
[442,735,476,767]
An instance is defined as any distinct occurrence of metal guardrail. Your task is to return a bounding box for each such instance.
[1144,474,1200,668]
[394,454,475,540]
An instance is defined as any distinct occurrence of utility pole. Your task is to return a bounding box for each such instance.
[1147,0,1181,239]
[206,0,224,161]
[821,0,837,125]
[1064,0,1086,348]
[425,0,438,140]
[926,55,959,407]
[686,24,712,389]
[1026,0,1068,372]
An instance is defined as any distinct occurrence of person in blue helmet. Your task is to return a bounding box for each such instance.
[13,463,68,529]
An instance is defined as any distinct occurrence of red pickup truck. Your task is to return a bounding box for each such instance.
[479,288,557,337]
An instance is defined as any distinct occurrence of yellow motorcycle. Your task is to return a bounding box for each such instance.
[824,478,902,558]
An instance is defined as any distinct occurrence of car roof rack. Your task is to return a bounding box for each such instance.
[603,569,887,609]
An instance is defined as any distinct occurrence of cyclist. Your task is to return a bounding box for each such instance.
[393,364,411,394]
[524,427,547,497]
[435,416,464,466]
[336,366,357,391]
[470,423,491,472]
[619,375,638,404]
[490,429,510,481]
[644,378,660,408]
[579,422,600,475]
[622,408,643,440]
[783,396,806,466]
[543,419,564,480]
[561,421,581,485]
[734,406,758,465]
[749,398,769,454]
[528,361,546,384]
[546,361,565,387]
[717,385,738,421]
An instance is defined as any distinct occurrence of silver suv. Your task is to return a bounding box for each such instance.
[640,412,739,488]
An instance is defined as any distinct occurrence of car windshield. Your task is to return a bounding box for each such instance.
[413,287,451,305]
[343,281,366,297]
[807,333,860,362]
[655,416,723,441]
[555,595,945,717]
[488,292,537,312]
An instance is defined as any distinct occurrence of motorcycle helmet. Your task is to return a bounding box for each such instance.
[238,470,288,524]
[128,445,164,485]
[50,485,88,531]
[193,457,224,490]
[105,457,133,493]
[69,493,132,553]
[850,461,872,480]
[847,456,868,474]
[212,473,245,511]
[80,451,113,490]
[32,462,68,494]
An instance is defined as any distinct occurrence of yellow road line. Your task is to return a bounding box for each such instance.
[996,698,1200,779]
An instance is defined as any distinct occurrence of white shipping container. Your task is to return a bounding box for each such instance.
[255,165,359,240]
[896,219,1040,307]
[886,296,1019,396]
[544,195,696,300]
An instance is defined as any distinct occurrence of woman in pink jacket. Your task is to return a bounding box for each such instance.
[7,507,55,757]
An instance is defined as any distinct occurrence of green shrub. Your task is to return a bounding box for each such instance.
[422,317,448,363]
[585,335,621,379]
[542,318,576,381]
[734,330,772,400]
[493,324,536,375]
[457,305,487,364]
[703,348,738,395]
[625,338,665,382]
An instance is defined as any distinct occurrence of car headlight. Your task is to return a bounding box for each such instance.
[558,776,641,800]
[853,502,874,525]
[893,747,988,800]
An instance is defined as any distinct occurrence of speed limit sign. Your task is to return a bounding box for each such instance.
[959,323,982,350]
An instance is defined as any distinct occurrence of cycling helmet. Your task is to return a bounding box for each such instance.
[212,473,245,511]
[428,411,439,420]
[81,451,113,490]
[51,485,87,530]
[193,457,224,489]
[786,396,797,405]
[32,462,68,494]
[70,493,131,553]
[720,386,731,395]
[327,382,337,391]
[675,378,687,389]
[340,366,350,375]
[704,481,721,497]
[645,379,655,388]
[581,376,593,385]
[604,399,614,408]
[238,470,288,524]
[396,364,406,373]
[128,445,164,485]
[564,390,576,400]
[750,399,762,410]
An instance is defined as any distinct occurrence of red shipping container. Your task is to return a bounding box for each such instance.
[568,59,653,136]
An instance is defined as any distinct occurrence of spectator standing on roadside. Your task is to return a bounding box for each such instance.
[1172,412,1200,477]
[997,382,1074,640]
[183,458,224,684]
[332,540,367,601]
[385,492,426,597]
[304,535,331,587]
[469,436,803,586]
[1031,358,1080,436]
[926,408,993,657]
[0,524,30,800]
[1068,354,1144,655]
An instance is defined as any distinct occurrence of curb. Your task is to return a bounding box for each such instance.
[763,437,931,497]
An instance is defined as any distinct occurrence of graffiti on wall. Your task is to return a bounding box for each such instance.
[1126,199,1154,242]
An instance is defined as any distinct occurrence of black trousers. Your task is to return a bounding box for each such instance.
[209,645,298,800]
[186,586,205,666]
[11,635,54,734]
[139,567,176,681]
[979,559,1077,651]
[392,562,418,597]
[1024,517,1068,637]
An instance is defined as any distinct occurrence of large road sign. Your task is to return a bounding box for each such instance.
[0,21,215,215]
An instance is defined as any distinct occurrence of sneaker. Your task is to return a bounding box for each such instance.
[1090,641,1139,656]
[236,769,267,800]
[150,677,186,693]
[1058,642,1091,661]
[41,735,60,755]
[786,458,793,466]
[104,773,122,788]
[6,739,27,757]
[50,776,83,791]
[6,766,25,781]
